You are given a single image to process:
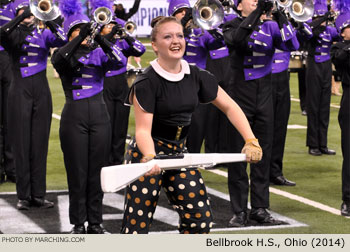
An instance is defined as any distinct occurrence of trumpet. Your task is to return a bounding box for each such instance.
[29,0,60,21]
[125,21,137,36]
[192,0,225,30]
[87,7,113,46]
[114,21,137,39]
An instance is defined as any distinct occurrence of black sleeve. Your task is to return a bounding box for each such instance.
[128,75,157,113]
[51,47,70,75]
[124,0,141,20]
[309,15,328,30]
[57,35,84,61]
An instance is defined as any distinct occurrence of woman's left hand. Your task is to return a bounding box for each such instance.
[241,138,263,163]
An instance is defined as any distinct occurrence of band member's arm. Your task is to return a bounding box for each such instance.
[44,21,68,47]
[120,36,146,57]
[0,6,32,36]
[95,33,127,68]
[51,23,92,71]
[124,0,141,20]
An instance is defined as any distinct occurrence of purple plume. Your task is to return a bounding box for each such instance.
[59,0,83,17]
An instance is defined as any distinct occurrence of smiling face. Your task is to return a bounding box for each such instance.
[238,0,258,17]
[151,20,186,63]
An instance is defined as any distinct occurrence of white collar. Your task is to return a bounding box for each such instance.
[150,59,190,81]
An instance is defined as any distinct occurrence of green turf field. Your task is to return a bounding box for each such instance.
[1,38,349,233]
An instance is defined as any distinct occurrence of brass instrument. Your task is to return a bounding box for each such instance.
[124,21,137,36]
[87,7,113,46]
[287,0,314,22]
[192,0,225,30]
[29,0,60,21]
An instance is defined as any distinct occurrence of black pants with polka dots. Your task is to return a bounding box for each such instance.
[120,137,213,234]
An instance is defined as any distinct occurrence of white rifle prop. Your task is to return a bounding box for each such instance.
[101,153,246,192]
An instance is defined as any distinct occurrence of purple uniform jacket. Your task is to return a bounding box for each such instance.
[243,20,299,80]
[0,1,14,51]
[271,50,290,74]
[1,24,67,78]
[70,45,127,100]
[185,28,225,69]
[105,37,146,77]
[312,26,339,63]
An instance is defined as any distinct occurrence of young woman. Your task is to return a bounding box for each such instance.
[121,16,262,234]
[51,0,127,234]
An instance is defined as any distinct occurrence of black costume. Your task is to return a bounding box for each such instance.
[121,60,217,234]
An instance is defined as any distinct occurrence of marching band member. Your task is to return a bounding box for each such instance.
[98,0,146,166]
[0,0,15,184]
[222,0,299,227]
[0,0,66,210]
[167,0,226,154]
[331,0,350,217]
[305,0,340,156]
[51,0,126,234]
[121,16,261,234]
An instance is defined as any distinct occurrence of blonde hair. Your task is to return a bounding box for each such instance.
[150,16,182,42]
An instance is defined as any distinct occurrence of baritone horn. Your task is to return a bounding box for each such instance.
[192,0,224,30]
[29,0,60,21]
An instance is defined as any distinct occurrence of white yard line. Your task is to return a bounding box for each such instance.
[205,169,342,216]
